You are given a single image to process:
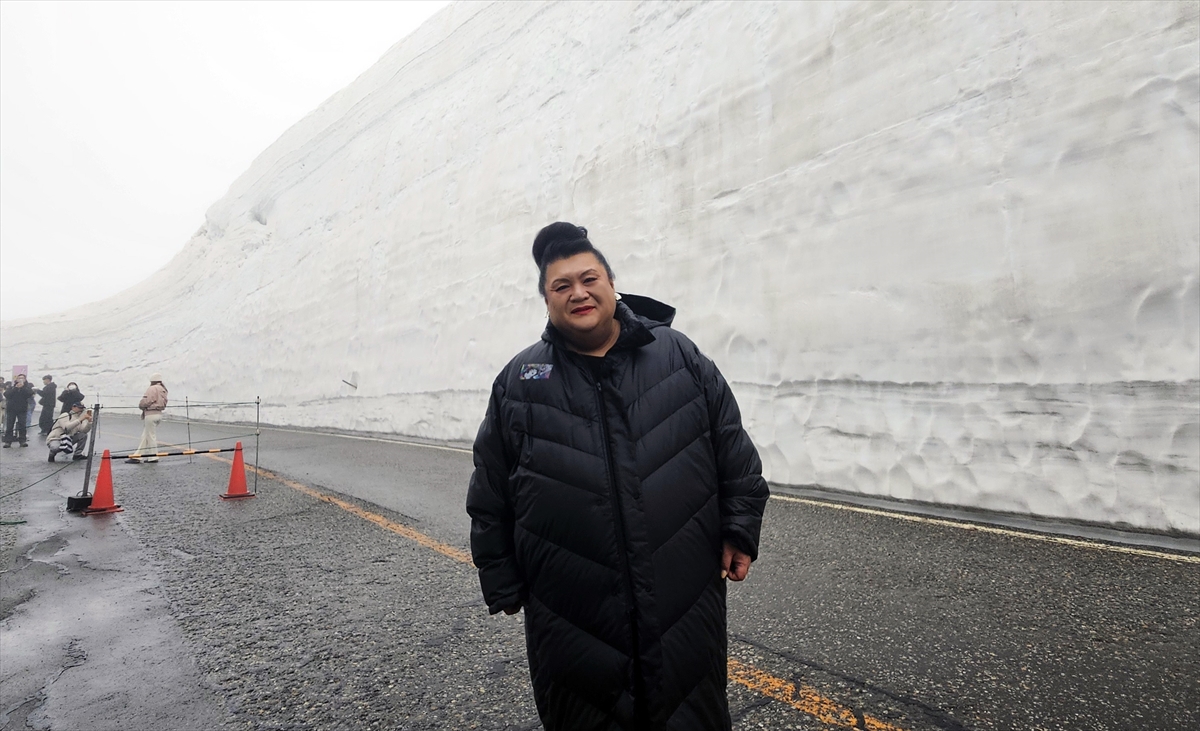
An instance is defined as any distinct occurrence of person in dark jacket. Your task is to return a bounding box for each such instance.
[35,375,57,435]
[58,382,85,414]
[4,374,37,447]
[467,222,769,731]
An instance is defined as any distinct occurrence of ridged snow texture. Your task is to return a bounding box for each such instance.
[2,1,1197,533]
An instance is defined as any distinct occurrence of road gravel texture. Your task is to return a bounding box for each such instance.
[124,457,542,731]
[2,416,1198,730]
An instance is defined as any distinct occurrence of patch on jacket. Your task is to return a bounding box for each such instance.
[519,363,554,381]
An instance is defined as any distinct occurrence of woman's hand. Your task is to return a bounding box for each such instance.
[721,542,752,581]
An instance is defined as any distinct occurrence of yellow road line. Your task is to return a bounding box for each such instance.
[728,659,904,731]
[243,461,474,565]
[251,467,906,728]
[772,494,1200,564]
[238,471,908,728]
[110,426,1197,565]
[109,430,904,728]
[130,415,1198,560]
[108,431,473,565]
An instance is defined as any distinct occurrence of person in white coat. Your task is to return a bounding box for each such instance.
[129,373,168,464]
[47,403,92,462]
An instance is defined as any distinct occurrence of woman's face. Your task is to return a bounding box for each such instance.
[544,252,618,346]
[67,383,77,391]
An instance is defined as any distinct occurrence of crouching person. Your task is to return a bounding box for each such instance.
[48,403,92,462]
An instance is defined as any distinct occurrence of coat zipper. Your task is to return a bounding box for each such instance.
[596,377,643,714]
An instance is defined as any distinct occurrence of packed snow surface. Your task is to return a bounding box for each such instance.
[2,1,1197,534]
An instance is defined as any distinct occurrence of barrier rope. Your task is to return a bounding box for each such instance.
[0,437,253,502]
[98,432,255,453]
[98,404,258,411]
[108,446,243,460]
[93,399,258,407]
[160,433,254,448]
[2,394,253,508]
[0,460,79,501]
[79,395,261,494]
[174,401,259,407]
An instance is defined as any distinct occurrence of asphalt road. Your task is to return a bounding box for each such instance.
[1,414,1197,731]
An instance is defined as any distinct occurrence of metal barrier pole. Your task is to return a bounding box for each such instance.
[81,403,100,497]
[254,396,260,494]
[185,396,193,464]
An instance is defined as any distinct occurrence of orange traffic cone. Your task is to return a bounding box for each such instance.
[220,442,255,500]
[82,450,124,515]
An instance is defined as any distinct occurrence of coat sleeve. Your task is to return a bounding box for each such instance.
[465,378,525,614]
[66,414,91,434]
[139,386,166,411]
[696,348,770,561]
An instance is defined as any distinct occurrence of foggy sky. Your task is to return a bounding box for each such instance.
[0,0,450,321]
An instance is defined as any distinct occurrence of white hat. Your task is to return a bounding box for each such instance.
[150,373,163,382]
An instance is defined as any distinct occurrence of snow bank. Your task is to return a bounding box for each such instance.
[3,1,1197,533]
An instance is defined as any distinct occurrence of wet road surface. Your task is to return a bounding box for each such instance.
[1,414,1197,730]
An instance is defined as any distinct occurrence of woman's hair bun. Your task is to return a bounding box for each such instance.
[532,222,589,266]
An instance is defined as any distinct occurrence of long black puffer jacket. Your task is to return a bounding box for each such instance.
[467,294,769,731]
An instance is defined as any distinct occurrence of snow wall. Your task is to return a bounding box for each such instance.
[2,1,1198,535]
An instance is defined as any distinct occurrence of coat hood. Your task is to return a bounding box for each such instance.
[617,292,675,327]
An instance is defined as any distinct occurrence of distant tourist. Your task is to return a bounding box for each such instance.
[129,373,168,464]
[58,382,85,414]
[467,222,769,731]
[24,379,37,432]
[47,403,92,462]
[35,375,57,436]
[3,374,36,447]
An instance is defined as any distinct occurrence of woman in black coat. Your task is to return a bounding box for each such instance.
[3,375,36,447]
[58,383,85,414]
[36,377,57,435]
[467,223,769,731]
